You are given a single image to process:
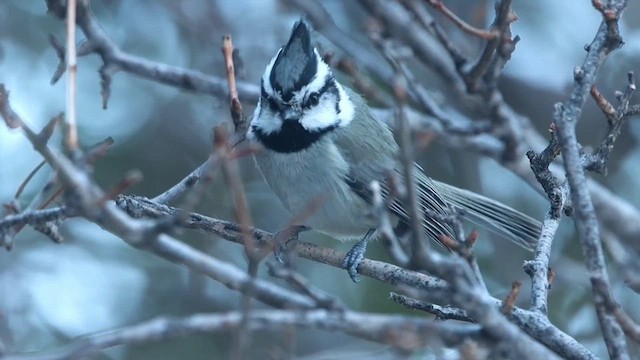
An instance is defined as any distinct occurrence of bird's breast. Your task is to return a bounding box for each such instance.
[253,140,375,239]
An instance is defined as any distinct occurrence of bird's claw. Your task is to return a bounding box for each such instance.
[272,225,310,265]
[342,235,372,282]
[341,246,365,283]
[274,241,290,264]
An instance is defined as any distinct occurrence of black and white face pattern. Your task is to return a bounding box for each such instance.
[248,22,354,153]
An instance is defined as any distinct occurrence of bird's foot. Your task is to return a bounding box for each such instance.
[341,229,375,282]
[273,225,310,264]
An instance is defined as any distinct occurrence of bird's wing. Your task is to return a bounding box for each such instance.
[333,90,455,244]
[343,165,457,245]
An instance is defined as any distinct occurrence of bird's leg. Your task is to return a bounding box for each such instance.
[273,225,311,264]
[342,229,376,282]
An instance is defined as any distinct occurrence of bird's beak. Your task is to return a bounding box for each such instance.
[280,108,302,123]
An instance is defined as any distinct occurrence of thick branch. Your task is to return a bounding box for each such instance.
[1,310,484,360]
[553,2,629,358]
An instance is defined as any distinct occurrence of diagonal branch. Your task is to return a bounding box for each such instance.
[44,0,260,108]
[552,1,630,359]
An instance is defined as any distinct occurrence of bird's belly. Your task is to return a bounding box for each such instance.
[302,190,374,240]
[254,148,375,240]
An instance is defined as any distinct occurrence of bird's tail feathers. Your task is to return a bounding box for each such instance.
[432,181,541,251]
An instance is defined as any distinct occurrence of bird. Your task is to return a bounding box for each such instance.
[247,20,541,282]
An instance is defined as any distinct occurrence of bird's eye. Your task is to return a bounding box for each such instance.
[266,96,279,111]
[307,92,320,107]
[261,86,279,111]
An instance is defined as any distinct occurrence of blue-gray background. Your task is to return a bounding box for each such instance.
[1,1,639,359]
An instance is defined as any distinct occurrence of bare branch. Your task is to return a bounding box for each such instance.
[48,34,66,85]
[553,1,630,358]
[44,0,260,106]
[0,84,23,129]
[0,310,486,360]
[0,207,68,230]
[422,0,496,40]
[523,211,561,315]
[389,292,474,322]
[151,160,210,205]
[267,263,345,310]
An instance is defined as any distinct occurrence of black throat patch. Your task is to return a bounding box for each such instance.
[252,121,337,153]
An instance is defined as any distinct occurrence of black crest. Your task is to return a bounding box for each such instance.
[269,20,318,102]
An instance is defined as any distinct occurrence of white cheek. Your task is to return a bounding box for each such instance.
[247,101,261,140]
[299,84,355,132]
[336,83,354,126]
[249,99,282,136]
[299,98,338,131]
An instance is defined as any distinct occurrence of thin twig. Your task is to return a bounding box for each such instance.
[45,0,259,107]
[501,281,522,315]
[14,160,47,199]
[151,161,209,204]
[380,44,430,267]
[219,130,258,360]
[267,263,344,310]
[523,211,561,315]
[525,128,566,315]
[0,207,68,231]
[0,84,22,129]
[423,0,495,40]
[100,170,143,203]
[220,34,257,360]
[370,180,410,266]
[64,0,78,153]
[48,34,66,84]
[334,57,392,107]
[390,292,474,322]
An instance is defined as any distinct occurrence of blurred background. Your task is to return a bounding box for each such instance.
[1,0,639,359]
